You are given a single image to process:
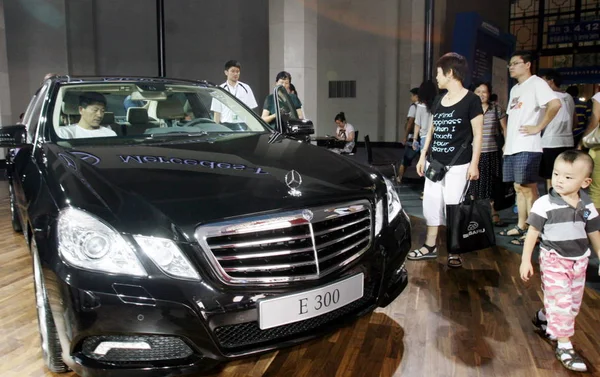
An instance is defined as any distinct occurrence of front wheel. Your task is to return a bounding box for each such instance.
[31,239,69,373]
[8,183,22,232]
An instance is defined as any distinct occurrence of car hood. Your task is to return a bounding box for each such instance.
[44,133,380,239]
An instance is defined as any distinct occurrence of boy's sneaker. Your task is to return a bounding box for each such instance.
[555,346,588,372]
[532,309,556,341]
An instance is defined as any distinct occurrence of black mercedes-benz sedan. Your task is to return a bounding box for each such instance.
[1,76,410,376]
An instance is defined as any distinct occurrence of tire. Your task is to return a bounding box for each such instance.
[8,183,22,233]
[31,239,69,373]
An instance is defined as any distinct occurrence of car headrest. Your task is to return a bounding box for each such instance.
[101,112,115,124]
[62,92,80,115]
[127,107,148,124]
[156,98,186,119]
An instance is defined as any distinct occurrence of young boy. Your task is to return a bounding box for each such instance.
[520,150,600,372]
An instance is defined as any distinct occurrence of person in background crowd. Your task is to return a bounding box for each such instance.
[566,85,589,146]
[397,82,437,184]
[261,71,303,128]
[289,83,307,119]
[401,87,419,154]
[408,52,483,268]
[583,90,600,209]
[42,73,58,84]
[470,81,508,227]
[123,95,146,112]
[329,112,355,154]
[539,70,575,194]
[490,93,498,104]
[498,51,562,246]
[520,150,600,373]
[211,60,258,124]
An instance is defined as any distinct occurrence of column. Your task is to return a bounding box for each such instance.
[269,0,318,130]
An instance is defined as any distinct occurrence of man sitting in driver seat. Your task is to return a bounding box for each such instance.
[56,92,117,139]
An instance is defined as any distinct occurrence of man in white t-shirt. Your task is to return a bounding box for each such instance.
[540,70,575,192]
[56,92,117,139]
[499,51,562,241]
[210,60,258,124]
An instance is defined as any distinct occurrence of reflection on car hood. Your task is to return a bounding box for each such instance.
[44,134,379,239]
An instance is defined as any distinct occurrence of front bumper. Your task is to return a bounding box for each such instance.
[42,212,410,377]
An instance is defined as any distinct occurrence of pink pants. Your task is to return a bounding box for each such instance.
[539,248,589,338]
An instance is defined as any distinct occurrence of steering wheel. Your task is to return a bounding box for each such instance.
[184,118,215,127]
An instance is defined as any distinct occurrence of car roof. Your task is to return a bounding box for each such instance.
[49,75,216,87]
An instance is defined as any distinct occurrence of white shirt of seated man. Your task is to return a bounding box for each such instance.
[57,99,116,139]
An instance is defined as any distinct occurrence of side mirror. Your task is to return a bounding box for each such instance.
[0,125,27,147]
[284,118,314,136]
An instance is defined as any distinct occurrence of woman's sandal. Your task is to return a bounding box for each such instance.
[447,255,463,268]
[407,244,438,260]
[498,224,526,237]
[492,213,507,227]
[555,347,588,372]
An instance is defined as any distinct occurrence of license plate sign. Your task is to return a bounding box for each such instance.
[258,273,364,330]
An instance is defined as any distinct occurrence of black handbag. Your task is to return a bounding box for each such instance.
[492,180,516,211]
[446,183,496,254]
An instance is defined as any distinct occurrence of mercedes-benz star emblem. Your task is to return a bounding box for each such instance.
[285,170,303,197]
[302,209,314,222]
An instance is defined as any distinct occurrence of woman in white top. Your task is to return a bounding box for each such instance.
[333,112,355,153]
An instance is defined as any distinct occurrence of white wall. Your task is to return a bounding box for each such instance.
[4,0,269,121]
[316,0,425,142]
[5,0,68,120]
[165,0,270,102]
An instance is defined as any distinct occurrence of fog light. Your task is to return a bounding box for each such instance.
[93,341,151,356]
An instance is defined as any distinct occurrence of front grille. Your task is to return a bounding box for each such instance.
[195,200,372,284]
[82,335,193,362]
[214,281,377,350]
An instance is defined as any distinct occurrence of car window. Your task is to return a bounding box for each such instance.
[51,83,270,141]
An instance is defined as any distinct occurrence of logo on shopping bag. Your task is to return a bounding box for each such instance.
[463,221,485,238]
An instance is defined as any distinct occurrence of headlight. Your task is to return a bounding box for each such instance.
[375,199,383,236]
[57,208,146,276]
[383,177,402,221]
[133,236,200,281]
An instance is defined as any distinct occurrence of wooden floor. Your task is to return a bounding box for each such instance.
[1,180,599,377]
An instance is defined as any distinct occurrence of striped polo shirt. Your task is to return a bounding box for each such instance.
[527,189,600,259]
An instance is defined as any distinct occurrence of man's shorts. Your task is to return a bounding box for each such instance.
[539,147,572,179]
[503,152,542,184]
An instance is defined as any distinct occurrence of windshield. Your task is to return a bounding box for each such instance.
[49,82,270,142]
